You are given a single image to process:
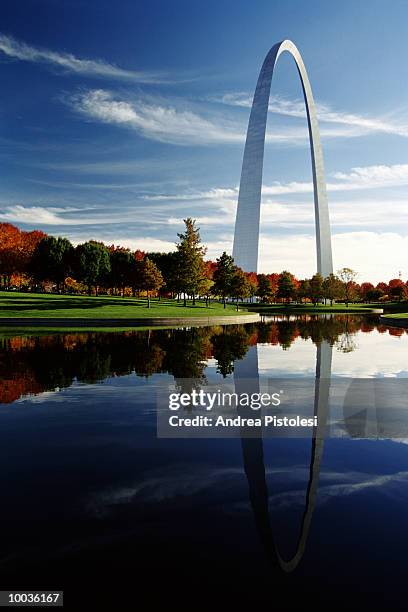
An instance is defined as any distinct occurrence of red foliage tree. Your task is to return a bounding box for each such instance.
[360,282,374,301]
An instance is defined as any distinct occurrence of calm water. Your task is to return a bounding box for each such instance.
[1,315,408,609]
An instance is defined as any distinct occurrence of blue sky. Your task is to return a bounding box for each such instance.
[1,0,408,282]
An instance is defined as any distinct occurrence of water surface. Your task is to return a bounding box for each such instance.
[1,315,407,609]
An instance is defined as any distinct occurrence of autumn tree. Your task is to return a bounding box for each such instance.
[0,224,28,289]
[388,279,407,301]
[360,282,375,303]
[197,276,214,307]
[338,268,358,307]
[246,272,258,302]
[176,218,206,306]
[267,273,280,302]
[230,267,251,311]
[19,230,46,282]
[257,274,272,302]
[376,282,388,297]
[297,279,311,303]
[308,273,324,305]
[138,257,163,308]
[213,251,235,308]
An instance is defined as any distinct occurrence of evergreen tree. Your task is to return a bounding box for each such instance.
[175,218,206,306]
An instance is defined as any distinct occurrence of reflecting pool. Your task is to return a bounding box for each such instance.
[0,315,407,609]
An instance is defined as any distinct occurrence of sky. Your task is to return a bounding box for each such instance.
[1,0,408,283]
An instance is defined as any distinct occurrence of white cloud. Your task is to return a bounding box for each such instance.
[215,92,408,138]
[68,89,244,145]
[198,230,408,282]
[333,163,408,187]
[146,163,408,201]
[0,205,90,225]
[0,33,167,83]
[67,89,390,146]
[86,236,175,252]
[256,231,408,282]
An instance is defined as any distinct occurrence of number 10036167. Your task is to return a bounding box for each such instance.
[0,591,63,607]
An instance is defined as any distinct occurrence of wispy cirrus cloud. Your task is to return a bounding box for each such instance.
[67,89,244,145]
[66,89,380,146]
[213,92,408,138]
[0,33,169,84]
[0,204,99,225]
[143,163,408,200]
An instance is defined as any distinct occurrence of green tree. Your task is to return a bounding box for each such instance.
[75,241,111,295]
[197,276,213,307]
[257,274,272,303]
[322,273,342,306]
[30,236,74,292]
[230,267,251,311]
[176,218,207,306]
[366,288,383,302]
[148,251,179,298]
[308,273,324,305]
[213,251,235,308]
[277,271,296,303]
[338,268,358,307]
[139,257,163,308]
[109,248,134,296]
[297,279,310,304]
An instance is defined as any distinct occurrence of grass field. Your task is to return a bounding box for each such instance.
[0,291,248,319]
[382,312,408,318]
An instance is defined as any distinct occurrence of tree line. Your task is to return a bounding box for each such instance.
[0,220,407,307]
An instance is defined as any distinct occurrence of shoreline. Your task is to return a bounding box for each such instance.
[379,315,408,329]
[0,313,261,328]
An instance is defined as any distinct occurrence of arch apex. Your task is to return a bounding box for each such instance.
[232,40,333,277]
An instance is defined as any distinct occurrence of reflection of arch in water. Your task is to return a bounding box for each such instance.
[234,340,332,572]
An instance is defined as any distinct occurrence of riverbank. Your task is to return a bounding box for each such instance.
[379,313,408,328]
[247,303,384,314]
[0,314,260,328]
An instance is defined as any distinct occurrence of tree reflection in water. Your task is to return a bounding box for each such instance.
[0,314,400,404]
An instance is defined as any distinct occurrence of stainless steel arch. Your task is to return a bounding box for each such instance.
[232,39,333,276]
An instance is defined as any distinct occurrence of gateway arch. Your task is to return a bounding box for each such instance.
[232,39,333,276]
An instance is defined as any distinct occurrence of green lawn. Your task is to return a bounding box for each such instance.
[382,312,408,318]
[0,291,249,319]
